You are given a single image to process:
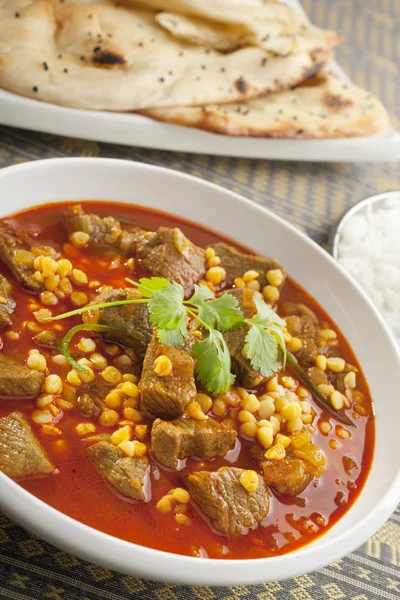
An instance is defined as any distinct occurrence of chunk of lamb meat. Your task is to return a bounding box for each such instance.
[0,222,43,292]
[210,242,285,290]
[151,417,237,469]
[0,274,15,327]
[0,355,44,398]
[63,204,144,254]
[87,441,150,501]
[223,288,280,388]
[77,393,100,418]
[251,443,327,496]
[139,332,196,420]
[283,304,336,367]
[33,330,58,350]
[183,467,270,535]
[0,412,54,479]
[136,227,205,296]
[84,288,152,360]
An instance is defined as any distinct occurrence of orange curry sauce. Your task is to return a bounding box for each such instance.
[0,201,374,560]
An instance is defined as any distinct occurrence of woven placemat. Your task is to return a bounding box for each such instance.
[0,0,399,598]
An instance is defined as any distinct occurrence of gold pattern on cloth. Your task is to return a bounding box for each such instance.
[0,0,399,598]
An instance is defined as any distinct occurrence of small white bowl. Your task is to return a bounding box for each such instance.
[0,158,399,586]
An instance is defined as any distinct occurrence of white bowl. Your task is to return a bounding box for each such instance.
[0,158,399,586]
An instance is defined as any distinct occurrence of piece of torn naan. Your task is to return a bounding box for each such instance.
[140,72,389,138]
[0,0,330,111]
[154,5,337,56]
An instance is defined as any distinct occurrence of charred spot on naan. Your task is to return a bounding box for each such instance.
[235,77,247,93]
[323,93,352,109]
[91,50,126,67]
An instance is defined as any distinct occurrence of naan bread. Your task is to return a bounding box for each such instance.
[125,0,306,27]
[129,0,338,56]
[141,72,389,138]
[155,12,337,57]
[0,0,329,111]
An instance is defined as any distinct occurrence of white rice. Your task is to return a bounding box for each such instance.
[337,195,400,346]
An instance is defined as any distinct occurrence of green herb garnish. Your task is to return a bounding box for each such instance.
[192,329,235,396]
[48,277,282,395]
[61,324,119,374]
[48,276,353,424]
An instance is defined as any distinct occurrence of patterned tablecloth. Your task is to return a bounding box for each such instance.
[0,1,399,598]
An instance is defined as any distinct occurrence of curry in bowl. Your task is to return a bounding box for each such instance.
[0,201,374,559]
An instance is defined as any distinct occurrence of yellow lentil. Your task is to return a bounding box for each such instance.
[5,331,20,340]
[99,409,120,427]
[287,417,303,433]
[205,266,226,286]
[274,433,291,448]
[195,393,212,413]
[186,400,208,421]
[75,422,96,436]
[105,391,122,409]
[266,269,284,287]
[135,424,148,440]
[157,497,173,513]
[287,337,302,352]
[70,231,90,248]
[36,394,54,408]
[242,394,260,413]
[258,397,275,419]
[101,366,122,385]
[27,351,47,372]
[175,514,192,526]
[44,374,63,394]
[234,277,246,289]
[243,270,259,282]
[123,407,143,422]
[263,285,280,304]
[344,371,356,389]
[71,269,88,286]
[32,409,53,424]
[212,398,227,417]
[330,390,345,410]
[154,355,173,377]
[316,355,327,371]
[77,337,96,353]
[110,426,132,445]
[172,488,190,503]
[239,470,259,493]
[256,426,274,449]
[240,422,257,438]
[327,357,346,373]
[238,409,256,423]
[264,444,286,461]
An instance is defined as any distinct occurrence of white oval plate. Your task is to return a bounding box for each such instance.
[1,0,399,163]
[0,158,399,586]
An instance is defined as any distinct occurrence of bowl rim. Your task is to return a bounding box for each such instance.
[0,157,399,586]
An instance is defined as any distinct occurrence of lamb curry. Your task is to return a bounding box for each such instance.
[0,201,374,559]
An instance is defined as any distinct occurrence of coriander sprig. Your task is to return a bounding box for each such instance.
[47,276,283,395]
[46,277,353,424]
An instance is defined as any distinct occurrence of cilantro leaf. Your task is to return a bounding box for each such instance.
[244,324,279,378]
[128,276,170,298]
[190,285,244,332]
[148,281,186,334]
[192,329,235,395]
[157,321,187,347]
[189,284,214,305]
[269,324,287,368]
[251,297,285,328]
